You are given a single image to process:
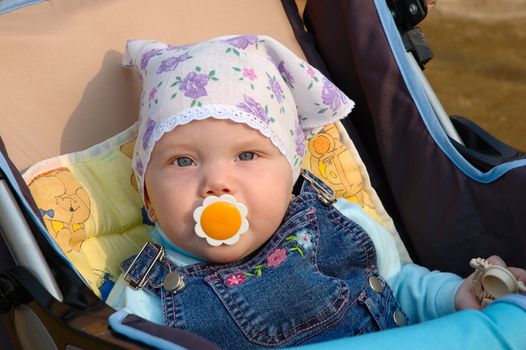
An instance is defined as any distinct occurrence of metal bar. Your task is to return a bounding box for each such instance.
[0,179,63,301]
[406,51,465,145]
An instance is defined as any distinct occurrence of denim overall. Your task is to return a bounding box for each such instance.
[121,171,407,349]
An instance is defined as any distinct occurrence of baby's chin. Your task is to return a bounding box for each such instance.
[198,240,258,264]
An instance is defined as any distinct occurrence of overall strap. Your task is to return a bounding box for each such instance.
[121,241,184,298]
[300,169,336,205]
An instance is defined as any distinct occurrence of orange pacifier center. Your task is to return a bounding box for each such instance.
[200,201,242,240]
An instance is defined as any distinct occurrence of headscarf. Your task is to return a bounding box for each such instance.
[124,35,354,199]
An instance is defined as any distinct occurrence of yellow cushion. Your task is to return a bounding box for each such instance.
[24,125,148,295]
[303,122,410,262]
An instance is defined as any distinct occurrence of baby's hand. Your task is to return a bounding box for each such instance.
[455,256,526,310]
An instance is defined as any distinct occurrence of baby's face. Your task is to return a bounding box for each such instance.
[144,118,293,263]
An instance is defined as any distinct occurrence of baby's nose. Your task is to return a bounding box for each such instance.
[205,184,231,196]
[201,167,234,197]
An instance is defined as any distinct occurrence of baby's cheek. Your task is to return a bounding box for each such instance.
[157,206,193,237]
[164,224,195,249]
[254,209,286,238]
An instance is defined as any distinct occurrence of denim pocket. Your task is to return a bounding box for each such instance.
[207,266,350,346]
[204,214,351,347]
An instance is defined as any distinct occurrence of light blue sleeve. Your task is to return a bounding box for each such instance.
[388,263,462,323]
[106,272,164,324]
[334,198,462,323]
[289,295,526,350]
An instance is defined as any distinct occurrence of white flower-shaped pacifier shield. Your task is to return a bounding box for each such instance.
[193,194,249,246]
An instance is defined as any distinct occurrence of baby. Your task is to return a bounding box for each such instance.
[107,35,526,349]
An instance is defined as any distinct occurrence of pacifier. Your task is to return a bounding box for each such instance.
[193,194,249,246]
[470,257,526,307]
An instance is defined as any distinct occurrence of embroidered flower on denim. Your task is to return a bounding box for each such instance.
[266,248,287,267]
[226,232,311,286]
[226,273,246,286]
[296,230,313,250]
[283,234,305,257]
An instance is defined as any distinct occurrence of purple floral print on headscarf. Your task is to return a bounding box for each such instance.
[140,48,163,70]
[294,119,306,157]
[148,87,158,102]
[224,35,258,49]
[321,77,348,111]
[142,118,156,150]
[268,75,284,103]
[157,53,191,74]
[135,158,144,177]
[236,95,268,123]
[277,61,294,87]
[166,43,191,51]
[179,71,209,99]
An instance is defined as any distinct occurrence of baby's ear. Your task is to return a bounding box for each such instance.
[143,187,156,222]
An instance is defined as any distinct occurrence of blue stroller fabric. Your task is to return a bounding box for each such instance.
[0,0,43,15]
[299,0,526,276]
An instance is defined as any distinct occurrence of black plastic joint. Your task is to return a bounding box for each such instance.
[403,27,433,68]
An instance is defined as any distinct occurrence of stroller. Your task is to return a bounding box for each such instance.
[1,0,525,349]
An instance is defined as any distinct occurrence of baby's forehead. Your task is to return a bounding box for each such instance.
[152,117,275,151]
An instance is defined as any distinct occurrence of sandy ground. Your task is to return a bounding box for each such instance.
[421,0,526,151]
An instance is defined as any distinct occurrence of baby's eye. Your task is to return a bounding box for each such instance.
[174,156,195,167]
[238,152,256,161]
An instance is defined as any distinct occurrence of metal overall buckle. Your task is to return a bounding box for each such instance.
[123,241,165,290]
[123,241,186,294]
[301,170,336,205]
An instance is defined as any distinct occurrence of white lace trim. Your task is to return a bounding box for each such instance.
[139,105,296,188]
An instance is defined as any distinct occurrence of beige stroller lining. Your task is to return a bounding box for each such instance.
[0,0,304,170]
